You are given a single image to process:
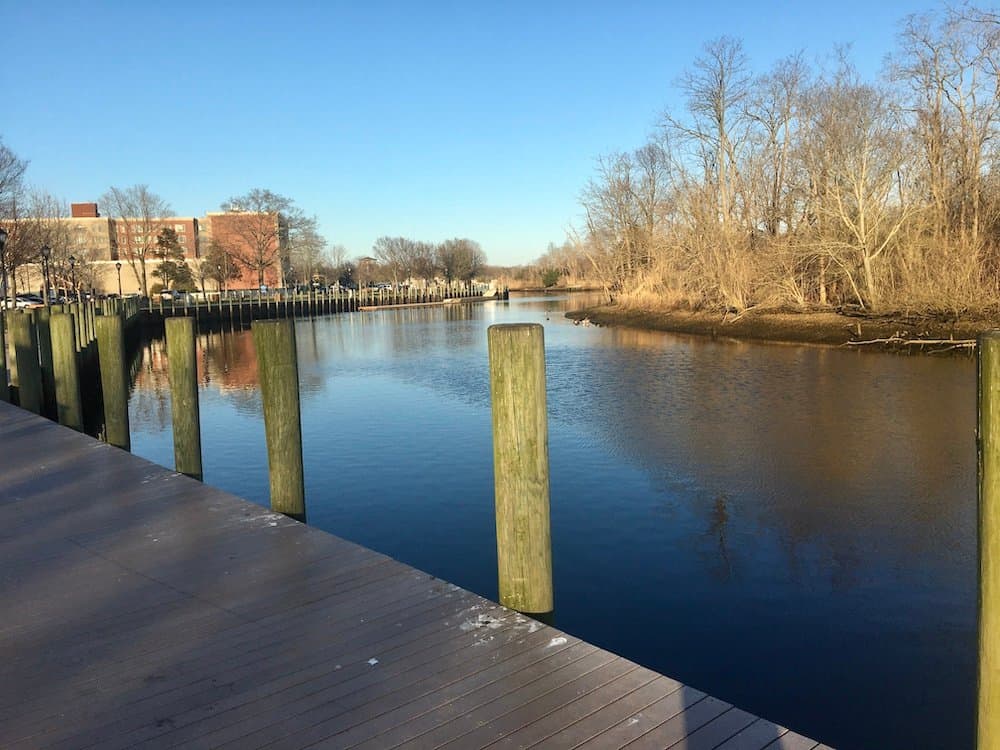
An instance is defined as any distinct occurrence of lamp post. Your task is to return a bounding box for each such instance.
[68,255,77,303]
[0,227,8,309]
[40,245,52,306]
[115,261,122,298]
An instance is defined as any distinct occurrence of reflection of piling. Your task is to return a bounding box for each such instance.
[166,317,203,480]
[980,332,1000,748]
[96,314,130,451]
[50,312,84,431]
[487,323,553,615]
[10,312,42,414]
[252,319,306,522]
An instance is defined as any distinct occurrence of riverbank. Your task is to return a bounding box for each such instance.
[566,304,994,354]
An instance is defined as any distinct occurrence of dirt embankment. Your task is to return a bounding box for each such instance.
[566,304,996,355]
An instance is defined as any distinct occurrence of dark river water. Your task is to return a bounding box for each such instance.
[128,293,977,750]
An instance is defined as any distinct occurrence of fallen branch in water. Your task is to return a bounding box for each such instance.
[845,336,976,350]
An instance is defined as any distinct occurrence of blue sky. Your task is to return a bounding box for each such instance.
[3,0,938,266]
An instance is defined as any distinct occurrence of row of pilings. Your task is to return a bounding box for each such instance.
[143,283,507,325]
[0,297,141,436]
[3,299,555,619]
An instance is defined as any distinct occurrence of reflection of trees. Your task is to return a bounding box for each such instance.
[132,326,265,423]
[706,492,733,582]
[560,330,976,591]
[126,301,973,598]
[130,339,172,431]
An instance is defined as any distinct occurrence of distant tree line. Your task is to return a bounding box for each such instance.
[367,236,486,288]
[546,5,1000,315]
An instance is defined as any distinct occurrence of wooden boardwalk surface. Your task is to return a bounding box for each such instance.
[0,401,828,749]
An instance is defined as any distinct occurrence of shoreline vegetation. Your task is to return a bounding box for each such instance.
[562,302,991,355]
[494,5,1000,360]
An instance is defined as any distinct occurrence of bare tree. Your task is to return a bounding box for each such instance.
[286,215,326,286]
[4,190,76,299]
[220,189,299,288]
[411,241,438,283]
[670,36,753,228]
[436,238,486,286]
[317,243,352,286]
[372,236,417,284]
[0,139,29,301]
[800,65,919,309]
[891,7,1000,301]
[101,185,171,297]
[0,138,27,216]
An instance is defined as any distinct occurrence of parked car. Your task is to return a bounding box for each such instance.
[15,294,44,308]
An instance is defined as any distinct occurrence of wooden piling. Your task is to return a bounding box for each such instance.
[981,332,1000,748]
[96,314,130,451]
[165,317,203,480]
[50,312,83,431]
[0,310,7,403]
[252,319,306,522]
[34,307,56,418]
[10,312,42,415]
[487,323,553,614]
[68,303,83,354]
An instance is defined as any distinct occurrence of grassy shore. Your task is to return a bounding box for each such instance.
[565,304,995,355]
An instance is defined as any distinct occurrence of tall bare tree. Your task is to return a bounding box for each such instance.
[436,238,486,286]
[372,236,420,284]
[670,36,752,228]
[101,185,171,297]
[891,7,1000,300]
[286,215,326,285]
[0,139,29,301]
[220,189,298,288]
[801,67,919,309]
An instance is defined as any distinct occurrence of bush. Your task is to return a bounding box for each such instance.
[541,268,561,288]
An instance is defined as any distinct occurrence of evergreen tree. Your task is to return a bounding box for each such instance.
[152,228,194,290]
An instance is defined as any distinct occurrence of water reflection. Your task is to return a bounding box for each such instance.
[129,294,976,750]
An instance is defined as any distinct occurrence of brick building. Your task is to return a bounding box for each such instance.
[4,202,289,295]
[201,211,287,289]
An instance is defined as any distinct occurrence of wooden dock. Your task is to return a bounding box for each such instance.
[0,401,827,749]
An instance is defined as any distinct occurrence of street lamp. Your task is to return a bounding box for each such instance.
[68,255,77,303]
[40,245,51,306]
[0,227,8,308]
[115,261,122,298]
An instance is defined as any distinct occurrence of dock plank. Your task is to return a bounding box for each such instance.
[0,401,828,749]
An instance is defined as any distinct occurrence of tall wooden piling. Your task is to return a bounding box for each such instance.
[96,314,130,450]
[165,317,203,480]
[34,307,56,418]
[10,312,42,415]
[252,319,306,522]
[68,303,82,354]
[50,312,83,431]
[0,310,7,403]
[981,332,1000,748]
[487,323,553,614]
